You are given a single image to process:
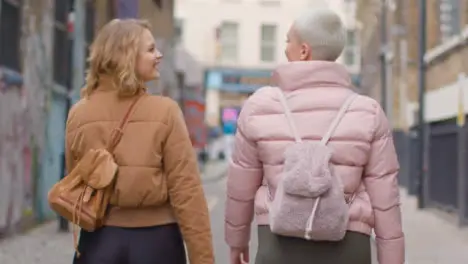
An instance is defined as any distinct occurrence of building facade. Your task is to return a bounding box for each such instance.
[94,0,178,99]
[356,0,468,128]
[327,0,361,79]
[0,0,179,237]
[356,0,468,225]
[0,0,56,234]
[175,0,359,129]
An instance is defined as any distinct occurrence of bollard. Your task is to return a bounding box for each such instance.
[58,152,69,232]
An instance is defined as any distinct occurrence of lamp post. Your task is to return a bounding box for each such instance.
[416,0,427,209]
[380,0,388,113]
[59,0,86,232]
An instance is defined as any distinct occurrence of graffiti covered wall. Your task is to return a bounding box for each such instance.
[0,67,35,236]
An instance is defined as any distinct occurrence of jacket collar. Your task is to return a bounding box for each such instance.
[272,61,352,91]
[95,74,147,95]
[96,75,118,91]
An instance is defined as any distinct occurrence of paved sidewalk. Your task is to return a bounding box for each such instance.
[2,183,468,264]
[399,188,468,264]
[0,163,228,264]
[0,221,73,264]
[200,160,228,183]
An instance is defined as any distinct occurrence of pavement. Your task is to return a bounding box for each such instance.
[200,160,229,183]
[399,189,468,264]
[0,160,229,264]
[1,161,468,263]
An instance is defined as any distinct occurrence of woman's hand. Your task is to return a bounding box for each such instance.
[230,247,249,264]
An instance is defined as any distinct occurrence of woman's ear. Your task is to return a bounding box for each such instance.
[300,43,311,61]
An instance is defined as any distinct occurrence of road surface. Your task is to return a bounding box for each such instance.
[2,162,468,263]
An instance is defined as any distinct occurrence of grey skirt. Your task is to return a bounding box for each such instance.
[255,226,371,264]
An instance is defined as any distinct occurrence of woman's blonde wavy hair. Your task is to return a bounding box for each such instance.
[82,19,151,98]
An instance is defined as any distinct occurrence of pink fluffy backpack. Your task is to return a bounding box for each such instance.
[269,87,357,241]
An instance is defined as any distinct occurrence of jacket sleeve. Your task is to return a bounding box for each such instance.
[225,100,263,248]
[363,104,405,264]
[65,106,79,175]
[163,101,214,264]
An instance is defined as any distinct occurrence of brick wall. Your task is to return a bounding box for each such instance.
[356,0,381,100]
[93,0,178,97]
[357,0,468,129]
[426,42,468,92]
[139,0,174,40]
[94,0,174,40]
[402,0,468,124]
[425,1,468,92]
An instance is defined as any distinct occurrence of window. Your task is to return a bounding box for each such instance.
[0,0,21,71]
[85,1,95,45]
[465,2,468,25]
[465,1,468,25]
[260,24,276,62]
[344,29,358,66]
[259,0,280,6]
[85,1,95,68]
[220,22,239,62]
[107,0,116,20]
[346,29,356,46]
[53,0,73,87]
[153,0,162,9]
[344,49,355,65]
[175,18,183,44]
[439,0,461,42]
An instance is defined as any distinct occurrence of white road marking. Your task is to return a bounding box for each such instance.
[207,196,219,211]
[220,177,228,190]
[182,197,219,258]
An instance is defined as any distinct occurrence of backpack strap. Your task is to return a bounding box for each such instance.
[107,95,142,153]
[72,96,141,257]
[277,88,302,143]
[277,87,357,145]
[320,93,357,145]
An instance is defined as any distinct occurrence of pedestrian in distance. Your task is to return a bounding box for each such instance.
[225,8,405,264]
[65,19,214,264]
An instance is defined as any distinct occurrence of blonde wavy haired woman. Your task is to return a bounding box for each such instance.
[225,8,404,264]
[67,19,214,264]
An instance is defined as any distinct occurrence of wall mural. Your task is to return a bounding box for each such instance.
[0,67,34,237]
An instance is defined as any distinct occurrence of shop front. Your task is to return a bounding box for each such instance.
[204,67,272,129]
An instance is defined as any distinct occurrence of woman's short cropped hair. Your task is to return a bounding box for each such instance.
[82,19,151,97]
[294,8,346,61]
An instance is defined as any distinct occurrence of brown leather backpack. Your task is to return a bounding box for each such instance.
[47,96,140,256]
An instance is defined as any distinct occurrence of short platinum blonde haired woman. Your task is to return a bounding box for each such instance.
[225,9,404,264]
[67,19,214,264]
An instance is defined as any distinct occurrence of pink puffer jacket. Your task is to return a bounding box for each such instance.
[225,61,405,264]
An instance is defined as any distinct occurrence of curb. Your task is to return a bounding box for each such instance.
[0,217,56,244]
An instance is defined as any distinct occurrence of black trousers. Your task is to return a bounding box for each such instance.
[73,224,186,264]
[255,226,371,264]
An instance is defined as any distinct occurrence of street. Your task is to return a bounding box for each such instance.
[0,161,247,264]
[204,176,258,263]
[1,161,468,263]
[0,161,237,264]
